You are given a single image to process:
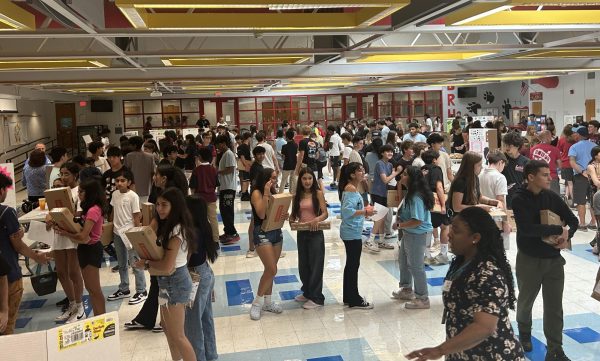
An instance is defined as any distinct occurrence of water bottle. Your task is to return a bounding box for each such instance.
[104,255,110,268]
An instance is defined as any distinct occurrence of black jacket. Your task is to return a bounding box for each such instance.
[512,185,578,258]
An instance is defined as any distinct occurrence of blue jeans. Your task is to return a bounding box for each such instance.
[185,262,218,361]
[398,232,431,299]
[157,266,192,305]
[114,233,146,293]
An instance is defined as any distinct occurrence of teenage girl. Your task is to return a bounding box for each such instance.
[47,163,84,323]
[339,163,375,309]
[290,168,328,309]
[54,178,107,317]
[134,187,197,361]
[249,168,287,320]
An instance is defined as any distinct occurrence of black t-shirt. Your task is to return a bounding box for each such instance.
[184,144,197,170]
[299,138,317,169]
[281,141,298,170]
[423,164,443,193]
[451,133,465,154]
[0,253,10,277]
[395,156,414,181]
[448,177,481,213]
[237,143,251,169]
[196,118,210,129]
[101,166,131,204]
[502,154,529,209]
[249,162,264,190]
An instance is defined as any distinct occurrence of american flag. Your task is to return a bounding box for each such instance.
[520,81,529,97]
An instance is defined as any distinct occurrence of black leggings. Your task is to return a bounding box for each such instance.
[343,240,363,306]
[133,276,158,328]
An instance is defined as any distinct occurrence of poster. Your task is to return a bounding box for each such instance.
[0,163,16,208]
[122,130,138,137]
[5,118,28,146]
[182,127,198,139]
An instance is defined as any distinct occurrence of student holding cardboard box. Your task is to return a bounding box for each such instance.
[106,169,147,305]
[511,160,578,361]
[53,179,107,319]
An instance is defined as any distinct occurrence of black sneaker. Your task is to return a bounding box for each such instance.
[111,265,119,273]
[128,291,148,305]
[124,320,146,330]
[519,332,532,352]
[240,192,251,201]
[107,290,130,301]
[545,348,571,361]
[56,297,69,307]
[152,325,163,333]
[349,299,374,309]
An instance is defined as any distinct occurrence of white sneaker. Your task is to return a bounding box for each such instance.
[364,241,380,253]
[302,300,323,310]
[405,298,430,309]
[294,294,308,302]
[391,289,415,300]
[66,305,86,324]
[55,303,75,322]
[424,256,438,266]
[246,250,257,258]
[249,303,262,320]
[431,239,441,250]
[377,242,394,250]
[434,254,450,265]
[262,301,283,314]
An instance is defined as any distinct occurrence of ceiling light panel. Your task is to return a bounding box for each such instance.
[0,0,35,30]
[353,51,497,63]
[0,60,108,70]
[162,56,310,67]
[514,49,600,58]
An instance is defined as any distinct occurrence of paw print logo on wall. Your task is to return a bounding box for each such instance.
[483,91,495,104]
[467,102,482,115]
[0,166,14,190]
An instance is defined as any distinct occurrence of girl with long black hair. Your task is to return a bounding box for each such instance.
[407,207,524,361]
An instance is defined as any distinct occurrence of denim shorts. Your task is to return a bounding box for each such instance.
[157,265,193,306]
[252,226,283,247]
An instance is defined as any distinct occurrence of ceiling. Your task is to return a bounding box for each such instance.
[1,0,600,97]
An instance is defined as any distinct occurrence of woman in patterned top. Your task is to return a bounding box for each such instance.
[407,207,525,361]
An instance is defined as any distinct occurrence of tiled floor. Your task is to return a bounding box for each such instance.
[12,184,600,361]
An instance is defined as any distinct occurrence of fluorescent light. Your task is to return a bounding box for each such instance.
[453,5,512,26]
[118,7,147,29]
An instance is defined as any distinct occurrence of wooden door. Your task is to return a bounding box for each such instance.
[586,99,596,121]
[532,101,542,116]
[55,103,76,152]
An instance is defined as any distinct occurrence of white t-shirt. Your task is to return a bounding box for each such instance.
[170,225,189,268]
[110,189,141,232]
[258,142,276,170]
[342,145,353,160]
[218,149,237,191]
[426,118,433,131]
[329,133,343,157]
[48,166,61,188]
[437,151,452,190]
[478,167,508,200]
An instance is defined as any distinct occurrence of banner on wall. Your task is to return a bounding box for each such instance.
[0,163,16,208]
[442,86,459,119]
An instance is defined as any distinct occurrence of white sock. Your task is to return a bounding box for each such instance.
[264,294,272,305]
[440,244,448,256]
[253,296,264,305]
[369,234,376,243]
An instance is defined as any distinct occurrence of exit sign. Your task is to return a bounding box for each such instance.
[79,101,87,107]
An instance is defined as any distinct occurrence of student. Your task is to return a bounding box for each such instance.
[237,132,253,201]
[48,146,68,188]
[341,132,354,166]
[184,197,219,361]
[160,145,179,166]
[249,168,286,320]
[102,146,130,206]
[479,151,511,250]
[275,129,287,175]
[411,142,428,169]
[246,146,266,258]
[54,178,107,318]
[88,141,110,173]
[557,126,574,204]
[133,187,197,361]
[125,136,156,203]
[143,141,160,165]
[569,126,597,231]
[402,123,427,143]
[106,169,147,305]
[396,140,415,175]
[327,125,344,189]
[502,132,529,209]
[295,125,318,178]
[512,160,578,361]
[529,130,561,194]
[48,162,85,323]
[392,166,433,309]
[427,133,453,192]
[0,254,9,334]
[215,134,239,244]
[280,129,298,194]
[290,168,328,309]
[421,150,449,265]
[189,147,219,245]
[255,131,279,173]
[0,173,49,335]
[588,147,600,239]
[339,163,375,309]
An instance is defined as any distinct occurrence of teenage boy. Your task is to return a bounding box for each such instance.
[327,125,344,189]
[0,173,48,335]
[402,123,427,143]
[0,254,9,334]
[256,131,279,173]
[159,145,178,166]
[530,130,561,195]
[125,136,156,203]
[190,147,219,244]
[216,134,239,244]
[502,131,529,209]
[88,141,110,173]
[280,130,298,194]
[102,147,130,205]
[107,170,147,305]
[479,151,511,249]
[427,133,453,192]
[296,126,318,177]
[341,133,354,166]
[421,150,449,265]
[512,160,578,361]
[569,126,597,231]
[48,146,68,188]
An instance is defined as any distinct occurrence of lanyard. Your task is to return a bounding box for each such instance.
[442,260,472,325]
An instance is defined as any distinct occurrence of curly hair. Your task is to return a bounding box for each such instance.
[452,207,517,310]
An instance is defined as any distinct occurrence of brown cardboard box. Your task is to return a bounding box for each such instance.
[49,208,82,234]
[100,222,113,246]
[141,203,155,226]
[44,187,75,213]
[387,190,402,208]
[290,221,331,231]
[540,210,564,245]
[125,226,173,276]
[261,193,293,232]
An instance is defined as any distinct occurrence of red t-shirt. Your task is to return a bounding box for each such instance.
[557,136,573,169]
[529,143,561,179]
[190,163,218,203]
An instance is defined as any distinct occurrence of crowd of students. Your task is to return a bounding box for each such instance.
[1,112,596,361]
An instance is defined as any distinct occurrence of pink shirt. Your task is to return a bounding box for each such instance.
[298,197,317,223]
[83,205,103,244]
[529,143,561,180]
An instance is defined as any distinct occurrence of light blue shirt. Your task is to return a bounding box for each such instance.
[275,137,286,160]
[398,195,433,235]
[340,191,365,240]
[22,164,48,197]
[568,139,596,174]
[402,133,427,143]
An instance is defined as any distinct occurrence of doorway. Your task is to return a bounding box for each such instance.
[586,99,596,121]
[55,103,76,152]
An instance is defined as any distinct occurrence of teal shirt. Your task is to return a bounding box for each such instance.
[340,191,364,240]
[398,195,433,234]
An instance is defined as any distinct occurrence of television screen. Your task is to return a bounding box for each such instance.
[91,100,113,112]
[457,87,477,98]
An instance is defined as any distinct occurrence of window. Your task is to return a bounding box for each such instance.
[378,93,392,118]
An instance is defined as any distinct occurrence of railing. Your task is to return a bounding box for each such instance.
[2,137,57,192]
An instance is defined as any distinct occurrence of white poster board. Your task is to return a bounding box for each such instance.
[82,135,93,145]
[0,330,48,361]
[122,130,138,138]
[0,163,16,208]
[182,128,198,139]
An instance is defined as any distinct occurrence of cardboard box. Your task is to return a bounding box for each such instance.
[540,210,564,245]
[387,190,402,208]
[49,208,82,234]
[141,202,155,226]
[44,187,75,213]
[290,221,331,231]
[261,193,293,232]
[125,226,173,276]
[100,222,113,246]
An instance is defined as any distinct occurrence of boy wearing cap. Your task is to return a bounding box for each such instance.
[569,126,597,230]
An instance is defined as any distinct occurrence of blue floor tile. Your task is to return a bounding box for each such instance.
[426,277,445,287]
[308,356,344,361]
[525,335,547,361]
[279,290,303,301]
[564,327,600,344]
[225,279,254,306]
[274,274,298,284]
[19,299,47,310]
[424,265,434,272]
[15,317,32,329]
[221,245,241,252]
